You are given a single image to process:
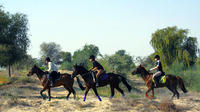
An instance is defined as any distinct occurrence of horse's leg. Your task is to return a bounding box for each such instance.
[145,87,152,98]
[68,86,76,100]
[167,86,176,99]
[63,86,71,100]
[110,84,115,99]
[92,86,102,101]
[71,88,76,100]
[174,87,179,99]
[40,86,48,100]
[48,88,51,101]
[115,86,125,97]
[83,87,89,102]
[151,88,154,99]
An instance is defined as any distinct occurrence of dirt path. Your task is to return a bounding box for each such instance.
[1,76,200,112]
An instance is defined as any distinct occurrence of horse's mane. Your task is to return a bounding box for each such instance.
[140,65,153,76]
[34,65,45,74]
[76,65,88,72]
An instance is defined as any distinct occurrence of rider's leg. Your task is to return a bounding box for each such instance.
[50,71,56,86]
[153,71,161,86]
[96,69,104,86]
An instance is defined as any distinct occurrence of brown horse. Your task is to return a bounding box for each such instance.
[132,65,187,99]
[71,65,132,101]
[27,65,85,101]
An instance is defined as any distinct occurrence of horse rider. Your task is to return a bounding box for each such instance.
[45,57,58,87]
[89,55,104,87]
[149,55,165,87]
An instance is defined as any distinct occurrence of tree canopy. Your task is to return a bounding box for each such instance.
[40,42,62,64]
[0,7,30,77]
[150,26,198,69]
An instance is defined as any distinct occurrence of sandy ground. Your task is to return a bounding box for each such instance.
[0,76,200,112]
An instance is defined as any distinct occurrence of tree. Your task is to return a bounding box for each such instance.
[13,55,37,70]
[60,51,72,70]
[40,42,62,64]
[72,44,100,69]
[0,7,30,77]
[106,50,135,75]
[60,51,71,62]
[150,26,198,69]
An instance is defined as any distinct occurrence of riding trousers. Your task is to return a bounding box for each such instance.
[153,71,162,82]
[95,69,104,84]
[49,71,57,84]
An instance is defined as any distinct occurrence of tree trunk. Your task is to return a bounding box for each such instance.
[8,64,11,77]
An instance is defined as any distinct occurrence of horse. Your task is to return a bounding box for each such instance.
[71,65,132,101]
[132,65,187,99]
[27,65,85,101]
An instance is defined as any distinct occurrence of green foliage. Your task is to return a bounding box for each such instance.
[100,50,135,75]
[72,44,100,69]
[40,42,62,64]
[167,62,200,92]
[60,51,73,70]
[60,51,71,62]
[12,55,37,70]
[60,61,73,70]
[150,26,198,70]
[0,7,30,77]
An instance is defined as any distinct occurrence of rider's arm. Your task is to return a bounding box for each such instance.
[92,67,98,71]
[150,65,158,71]
[48,62,52,72]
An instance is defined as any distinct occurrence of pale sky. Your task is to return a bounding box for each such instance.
[1,0,200,58]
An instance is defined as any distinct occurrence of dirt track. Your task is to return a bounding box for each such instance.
[0,76,200,112]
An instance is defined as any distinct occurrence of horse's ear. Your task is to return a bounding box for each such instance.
[34,64,36,67]
[139,64,142,67]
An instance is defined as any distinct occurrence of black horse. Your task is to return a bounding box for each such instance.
[71,65,132,101]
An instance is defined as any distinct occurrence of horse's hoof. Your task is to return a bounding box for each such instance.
[145,94,149,98]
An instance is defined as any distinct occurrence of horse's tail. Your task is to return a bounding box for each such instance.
[176,76,187,93]
[118,75,132,92]
[76,77,85,91]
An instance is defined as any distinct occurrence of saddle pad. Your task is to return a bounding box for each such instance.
[102,74,108,81]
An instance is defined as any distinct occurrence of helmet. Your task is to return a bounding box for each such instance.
[89,55,95,60]
[154,55,160,59]
[45,57,51,62]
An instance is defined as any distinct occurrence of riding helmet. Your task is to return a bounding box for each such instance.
[89,55,95,60]
[45,57,51,62]
[154,55,160,59]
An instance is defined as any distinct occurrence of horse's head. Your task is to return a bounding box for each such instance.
[27,65,38,76]
[132,65,147,75]
[72,64,85,78]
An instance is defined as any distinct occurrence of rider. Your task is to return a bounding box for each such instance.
[149,55,165,87]
[45,57,58,87]
[89,55,104,87]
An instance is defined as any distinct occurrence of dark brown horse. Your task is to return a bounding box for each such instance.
[132,65,187,99]
[27,65,85,101]
[71,65,132,101]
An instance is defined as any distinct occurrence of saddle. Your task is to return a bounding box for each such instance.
[152,74,166,84]
[47,72,62,81]
[55,72,62,81]
[91,71,109,82]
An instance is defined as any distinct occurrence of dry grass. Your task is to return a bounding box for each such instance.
[158,100,182,112]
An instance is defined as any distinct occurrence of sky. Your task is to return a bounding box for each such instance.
[0,0,200,58]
